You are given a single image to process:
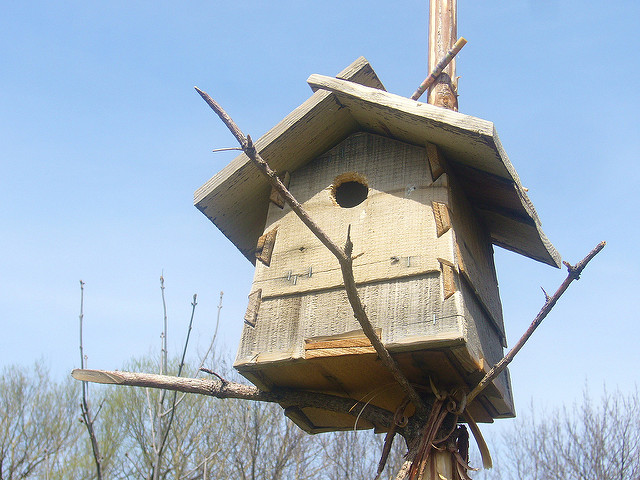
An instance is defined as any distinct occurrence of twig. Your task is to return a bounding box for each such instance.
[169,290,224,412]
[156,293,198,480]
[410,37,467,101]
[71,368,396,430]
[194,87,425,413]
[466,241,606,406]
[211,147,243,153]
[199,368,227,384]
[78,280,104,480]
[160,274,168,376]
[198,291,223,373]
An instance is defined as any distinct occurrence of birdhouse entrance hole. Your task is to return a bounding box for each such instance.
[331,172,368,208]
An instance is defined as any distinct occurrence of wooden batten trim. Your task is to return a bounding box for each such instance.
[243,289,262,327]
[255,227,278,266]
[426,142,446,180]
[305,337,375,350]
[305,329,380,358]
[305,346,376,359]
[432,201,452,237]
[269,171,290,208]
[440,260,457,299]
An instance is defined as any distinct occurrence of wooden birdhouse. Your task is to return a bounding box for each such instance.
[195,57,560,433]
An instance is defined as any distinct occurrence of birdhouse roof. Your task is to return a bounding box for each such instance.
[195,57,561,268]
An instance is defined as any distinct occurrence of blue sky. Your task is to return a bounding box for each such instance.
[1,0,639,425]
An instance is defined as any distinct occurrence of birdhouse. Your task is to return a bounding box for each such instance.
[195,57,560,433]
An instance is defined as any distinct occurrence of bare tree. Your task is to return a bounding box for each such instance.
[0,363,79,479]
[480,388,640,480]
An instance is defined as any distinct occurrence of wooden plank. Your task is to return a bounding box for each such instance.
[305,346,376,358]
[306,73,501,172]
[447,171,505,336]
[481,207,562,267]
[253,133,451,298]
[305,75,561,267]
[305,338,374,350]
[334,56,386,91]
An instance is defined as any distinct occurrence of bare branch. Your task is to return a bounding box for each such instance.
[78,280,104,479]
[466,241,606,406]
[195,87,425,412]
[72,369,395,430]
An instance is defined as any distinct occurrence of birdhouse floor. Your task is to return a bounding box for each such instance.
[236,335,513,434]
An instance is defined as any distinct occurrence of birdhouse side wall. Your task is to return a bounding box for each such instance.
[446,165,505,340]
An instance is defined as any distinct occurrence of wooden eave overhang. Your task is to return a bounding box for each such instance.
[195,57,561,268]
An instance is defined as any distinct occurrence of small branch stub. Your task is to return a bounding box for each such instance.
[411,37,467,101]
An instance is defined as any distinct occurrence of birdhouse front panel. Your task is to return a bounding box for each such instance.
[234,132,514,431]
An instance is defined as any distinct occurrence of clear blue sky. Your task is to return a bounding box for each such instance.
[1,0,638,423]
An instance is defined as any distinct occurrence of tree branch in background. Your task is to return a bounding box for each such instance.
[78,280,104,480]
[155,294,198,473]
[194,86,425,414]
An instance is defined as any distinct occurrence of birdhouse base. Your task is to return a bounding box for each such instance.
[236,329,514,434]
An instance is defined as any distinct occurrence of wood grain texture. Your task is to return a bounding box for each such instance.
[426,142,445,180]
[255,227,277,266]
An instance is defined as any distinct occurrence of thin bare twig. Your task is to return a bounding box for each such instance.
[78,280,104,480]
[211,147,243,153]
[466,241,606,406]
[155,293,198,480]
[160,274,168,376]
[194,86,425,412]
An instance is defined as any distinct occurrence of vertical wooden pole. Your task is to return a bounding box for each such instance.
[428,0,458,110]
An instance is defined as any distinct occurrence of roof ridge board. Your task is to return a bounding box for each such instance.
[307,73,496,142]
